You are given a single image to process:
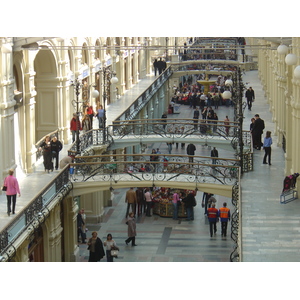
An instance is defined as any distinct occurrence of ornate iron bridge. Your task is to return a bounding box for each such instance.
[70,153,239,186]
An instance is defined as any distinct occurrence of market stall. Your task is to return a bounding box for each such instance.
[151,188,196,218]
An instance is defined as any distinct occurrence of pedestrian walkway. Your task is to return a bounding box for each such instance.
[241,71,299,262]
[1,69,296,262]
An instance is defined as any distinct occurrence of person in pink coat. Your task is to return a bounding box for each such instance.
[3,169,21,216]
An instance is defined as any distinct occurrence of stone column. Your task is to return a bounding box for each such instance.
[62,195,79,262]
[80,191,105,223]
[42,203,63,262]
[0,39,17,180]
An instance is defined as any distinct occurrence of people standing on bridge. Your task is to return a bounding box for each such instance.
[212,112,218,133]
[70,113,82,143]
[207,203,219,237]
[125,212,137,246]
[245,86,255,110]
[193,107,200,130]
[96,104,105,129]
[213,93,220,109]
[263,131,272,165]
[219,202,230,237]
[167,142,173,154]
[224,116,230,136]
[211,147,219,165]
[186,143,196,163]
[125,187,137,218]
[251,114,265,150]
[3,169,20,216]
[161,111,167,130]
[82,113,92,132]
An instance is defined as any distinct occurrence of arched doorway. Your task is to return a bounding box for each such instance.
[34,49,58,141]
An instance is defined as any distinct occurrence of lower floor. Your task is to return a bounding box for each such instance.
[77,188,234,262]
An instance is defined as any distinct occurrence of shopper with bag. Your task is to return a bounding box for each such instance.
[3,169,21,216]
[104,233,119,262]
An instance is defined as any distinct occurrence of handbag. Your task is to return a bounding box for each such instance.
[110,245,119,257]
[2,186,7,191]
[110,249,119,257]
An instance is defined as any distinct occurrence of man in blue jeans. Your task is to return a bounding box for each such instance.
[207,203,219,237]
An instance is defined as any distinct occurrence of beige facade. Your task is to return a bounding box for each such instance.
[2,37,299,262]
[247,38,300,179]
[0,37,187,262]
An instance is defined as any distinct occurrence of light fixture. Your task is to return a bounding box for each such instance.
[110,76,118,84]
[285,53,297,66]
[91,89,100,98]
[293,65,300,79]
[225,79,233,86]
[277,44,289,55]
[222,90,232,99]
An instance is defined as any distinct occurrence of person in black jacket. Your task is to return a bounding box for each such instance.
[183,191,196,221]
[251,114,265,150]
[245,87,255,110]
[211,147,219,165]
[87,232,105,262]
[186,143,196,163]
[50,136,63,170]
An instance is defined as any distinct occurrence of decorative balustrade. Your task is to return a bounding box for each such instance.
[69,154,240,186]
[110,118,239,141]
[0,167,71,261]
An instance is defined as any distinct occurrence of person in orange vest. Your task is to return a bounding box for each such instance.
[219,202,231,237]
[207,203,219,237]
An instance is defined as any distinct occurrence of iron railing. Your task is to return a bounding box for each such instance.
[0,167,72,261]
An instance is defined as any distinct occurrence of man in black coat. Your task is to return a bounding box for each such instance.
[186,143,196,163]
[211,147,219,165]
[251,114,265,150]
[182,191,196,221]
[245,87,255,110]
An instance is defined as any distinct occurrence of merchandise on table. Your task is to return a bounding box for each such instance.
[151,187,196,218]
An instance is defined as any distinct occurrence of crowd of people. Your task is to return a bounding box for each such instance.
[78,187,232,262]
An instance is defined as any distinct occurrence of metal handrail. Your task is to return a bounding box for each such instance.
[0,167,71,260]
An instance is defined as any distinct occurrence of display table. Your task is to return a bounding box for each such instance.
[152,202,187,218]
